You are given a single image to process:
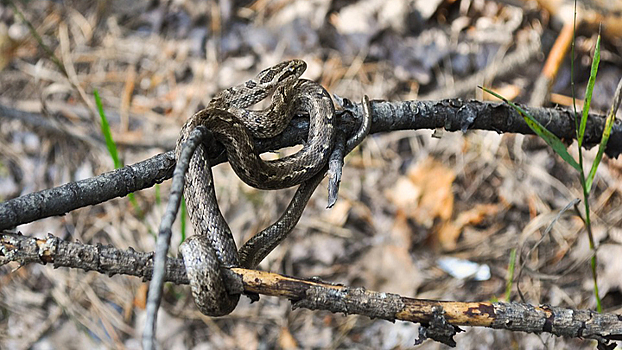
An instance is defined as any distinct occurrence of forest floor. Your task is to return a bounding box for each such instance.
[1,0,622,349]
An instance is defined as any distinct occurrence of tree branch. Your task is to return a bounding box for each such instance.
[2,231,620,347]
[0,99,618,231]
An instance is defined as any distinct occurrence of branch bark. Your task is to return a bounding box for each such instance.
[2,231,620,347]
[0,99,619,231]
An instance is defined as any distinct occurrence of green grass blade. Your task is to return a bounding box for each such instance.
[180,197,187,243]
[94,90,146,219]
[505,248,517,301]
[94,90,122,169]
[586,86,620,192]
[481,87,580,170]
[578,35,601,147]
[155,184,161,206]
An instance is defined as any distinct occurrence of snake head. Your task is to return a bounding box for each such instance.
[257,59,306,86]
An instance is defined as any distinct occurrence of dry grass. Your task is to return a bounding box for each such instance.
[1,1,622,349]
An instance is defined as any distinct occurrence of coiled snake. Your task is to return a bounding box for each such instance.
[175,60,371,316]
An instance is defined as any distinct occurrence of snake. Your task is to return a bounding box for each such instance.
[175,60,338,316]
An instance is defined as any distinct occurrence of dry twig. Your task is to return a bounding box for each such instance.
[2,231,621,347]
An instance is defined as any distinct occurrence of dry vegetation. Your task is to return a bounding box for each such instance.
[1,0,622,349]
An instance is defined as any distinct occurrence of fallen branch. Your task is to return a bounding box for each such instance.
[2,231,620,347]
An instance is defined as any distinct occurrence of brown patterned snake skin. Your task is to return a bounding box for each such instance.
[175,60,370,316]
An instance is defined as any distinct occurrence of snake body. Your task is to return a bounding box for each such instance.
[179,60,336,190]
[176,60,337,315]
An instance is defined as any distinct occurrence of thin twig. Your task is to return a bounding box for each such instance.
[143,126,208,350]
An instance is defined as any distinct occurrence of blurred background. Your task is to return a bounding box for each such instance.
[1,0,622,349]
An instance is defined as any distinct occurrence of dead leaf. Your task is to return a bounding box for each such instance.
[358,242,422,296]
[322,199,352,227]
[278,326,298,350]
[385,177,422,213]
[388,157,455,227]
[437,204,500,250]
[356,210,422,295]
[437,221,461,251]
[134,283,148,309]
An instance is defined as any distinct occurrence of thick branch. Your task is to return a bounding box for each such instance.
[0,100,619,230]
[2,231,620,347]
[365,100,621,156]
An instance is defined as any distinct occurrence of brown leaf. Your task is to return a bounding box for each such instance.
[322,199,351,227]
[437,204,500,251]
[278,326,299,350]
[405,157,455,226]
[356,210,422,295]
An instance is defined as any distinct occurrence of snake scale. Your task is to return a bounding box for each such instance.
[175,60,371,316]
